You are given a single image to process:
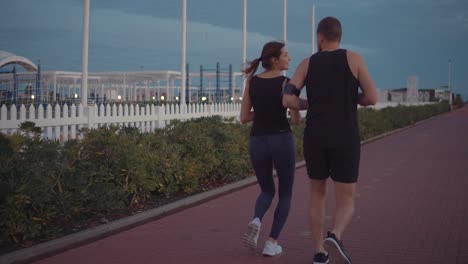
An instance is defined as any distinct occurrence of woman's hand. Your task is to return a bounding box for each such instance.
[289,109,301,125]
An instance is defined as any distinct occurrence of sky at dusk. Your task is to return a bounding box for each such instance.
[1,0,467,99]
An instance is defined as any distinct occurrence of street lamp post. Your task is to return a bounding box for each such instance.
[312,3,316,54]
[180,0,187,107]
[282,0,287,76]
[283,0,287,44]
[242,0,247,94]
[448,59,452,106]
[81,0,90,106]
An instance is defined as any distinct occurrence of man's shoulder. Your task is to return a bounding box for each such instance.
[344,50,363,80]
[345,50,363,62]
[301,57,311,63]
[298,57,311,68]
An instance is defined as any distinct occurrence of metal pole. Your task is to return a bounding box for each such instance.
[283,0,287,43]
[216,62,220,102]
[180,0,187,106]
[186,63,190,104]
[53,72,57,102]
[81,0,90,106]
[242,0,247,69]
[242,0,247,93]
[200,65,203,101]
[35,61,41,105]
[166,74,170,101]
[229,64,233,101]
[312,3,316,54]
[448,59,452,106]
[99,80,103,104]
[123,73,126,101]
[282,0,287,76]
[12,67,17,105]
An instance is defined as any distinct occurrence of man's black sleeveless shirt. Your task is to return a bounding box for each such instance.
[304,49,360,147]
[249,75,291,136]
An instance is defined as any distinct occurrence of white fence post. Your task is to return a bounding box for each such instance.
[37,104,44,138]
[19,105,26,124]
[3,101,433,142]
[10,105,17,134]
[63,104,70,141]
[156,106,165,128]
[28,104,35,122]
[0,105,7,134]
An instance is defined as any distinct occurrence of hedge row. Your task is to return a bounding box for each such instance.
[0,102,450,250]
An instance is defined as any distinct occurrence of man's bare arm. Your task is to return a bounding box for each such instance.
[353,52,378,106]
[289,109,301,125]
[282,58,309,110]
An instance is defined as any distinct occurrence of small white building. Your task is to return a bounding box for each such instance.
[406,76,419,103]
[434,89,451,102]
[378,76,452,103]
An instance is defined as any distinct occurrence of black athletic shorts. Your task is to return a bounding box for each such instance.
[303,131,360,183]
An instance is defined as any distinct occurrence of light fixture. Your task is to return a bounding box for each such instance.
[230,97,234,101]
[176,96,179,101]
[31,95,35,99]
[117,95,122,100]
[160,95,165,101]
[201,96,207,102]
[74,93,78,99]
[239,97,242,101]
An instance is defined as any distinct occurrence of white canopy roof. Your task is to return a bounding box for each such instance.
[0,51,38,72]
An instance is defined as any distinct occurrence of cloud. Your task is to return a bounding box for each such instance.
[1,2,378,72]
[456,14,468,28]
[341,44,378,56]
[316,0,385,9]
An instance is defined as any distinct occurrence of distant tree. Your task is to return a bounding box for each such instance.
[19,121,43,139]
[453,94,465,108]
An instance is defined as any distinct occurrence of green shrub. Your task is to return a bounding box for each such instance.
[291,120,305,160]
[454,94,465,108]
[78,126,143,209]
[0,133,66,242]
[358,108,393,140]
[0,102,450,247]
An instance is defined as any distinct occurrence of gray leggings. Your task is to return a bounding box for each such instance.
[249,132,296,239]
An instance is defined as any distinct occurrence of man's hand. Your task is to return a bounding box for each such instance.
[283,93,309,110]
[282,58,309,110]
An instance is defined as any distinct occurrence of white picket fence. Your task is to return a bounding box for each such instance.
[0,101,435,142]
[0,103,241,141]
[365,101,434,110]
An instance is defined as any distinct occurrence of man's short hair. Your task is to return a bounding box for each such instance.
[317,17,342,42]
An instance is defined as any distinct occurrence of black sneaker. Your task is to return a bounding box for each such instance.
[323,231,352,264]
[313,252,329,264]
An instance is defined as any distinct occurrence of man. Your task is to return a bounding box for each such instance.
[282,16,377,264]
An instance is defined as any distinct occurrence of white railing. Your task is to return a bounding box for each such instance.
[0,101,436,142]
[365,101,435,110]
[0,103,241,141]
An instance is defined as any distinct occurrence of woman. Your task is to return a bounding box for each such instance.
[240,41,300,257]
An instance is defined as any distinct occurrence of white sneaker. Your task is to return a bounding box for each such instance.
[242,218,261,249]
[262,240,283,257]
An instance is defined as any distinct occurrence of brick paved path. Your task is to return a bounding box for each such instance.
[35,107,468,264]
